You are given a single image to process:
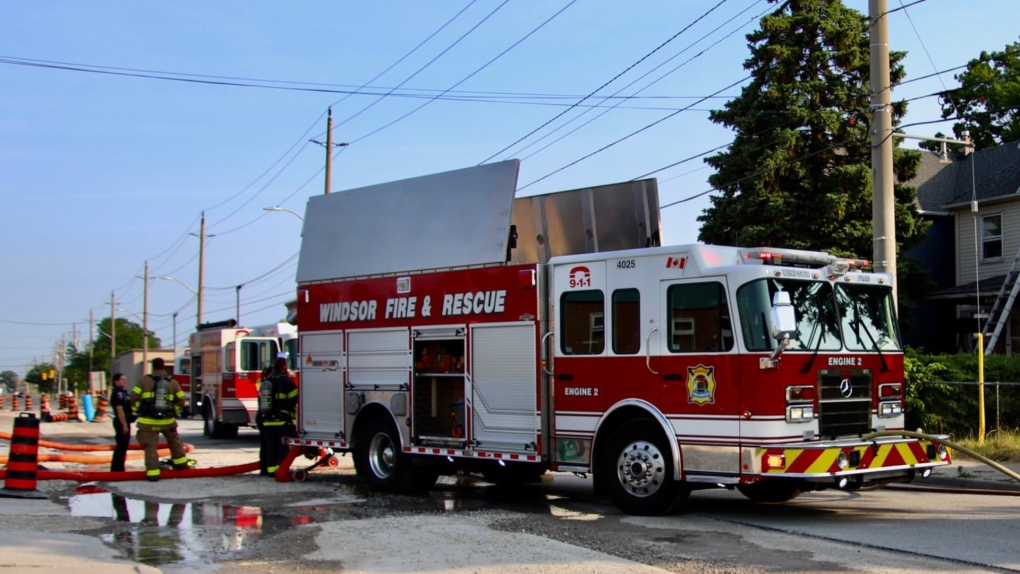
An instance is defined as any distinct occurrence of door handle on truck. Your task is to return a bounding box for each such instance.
[541,331,555,376]
[663,373,682,381]
[645,327,659,375]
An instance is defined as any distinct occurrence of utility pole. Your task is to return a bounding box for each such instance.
[870,0,897,305]
[311,107,349,195]
[110,291,116,378]
[59,333,65,397]
[236,284,244,325]
[143,260,149,376]
[325,107,334,195]
[172,312,178,362]
[198,212,206,326]
[88,309,94,387]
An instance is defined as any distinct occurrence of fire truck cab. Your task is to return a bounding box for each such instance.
[172,351,192,417]
[290,161,950,515]
[190,319,285,438]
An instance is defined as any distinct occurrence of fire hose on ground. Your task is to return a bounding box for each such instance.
[862,429,1020,483]
[0,418,302,484]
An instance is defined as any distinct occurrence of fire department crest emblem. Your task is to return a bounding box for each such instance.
[686,364,716,406]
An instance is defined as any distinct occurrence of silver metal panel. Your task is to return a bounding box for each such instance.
[298,161,520,282]
[347,328,410,388]
[510,179,661,264]
[298,332,345,440]
[471,322,538,452]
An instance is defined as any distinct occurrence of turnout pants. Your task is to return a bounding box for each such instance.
[137,422,188,480]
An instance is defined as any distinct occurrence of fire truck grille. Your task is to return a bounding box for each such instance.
[817,369,872,438]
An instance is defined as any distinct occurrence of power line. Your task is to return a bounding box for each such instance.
[330,0,490,131]
[520,74,751,191]
[479,0,731,164]
[347,0,578,145]
[516,0,769,163]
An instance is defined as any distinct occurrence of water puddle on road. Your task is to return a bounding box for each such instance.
[65,480,558,567]
[67,485,327,567]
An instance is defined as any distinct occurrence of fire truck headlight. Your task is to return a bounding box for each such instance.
[785,405,814,423]
[878,400,902,417]
[837,452,849,470]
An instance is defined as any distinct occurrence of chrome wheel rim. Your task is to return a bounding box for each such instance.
[616,440,666,497]
[369,432,396,479]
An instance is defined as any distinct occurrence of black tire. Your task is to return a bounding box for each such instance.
[601,419,688,516]
[202,401,237,439]
[737,479,802,503]
[354,418,416,492]
[202,404,215,437]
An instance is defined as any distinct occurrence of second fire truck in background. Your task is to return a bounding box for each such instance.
[189,319,298,438]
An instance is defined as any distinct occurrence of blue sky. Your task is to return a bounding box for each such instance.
[2,1,1017,377]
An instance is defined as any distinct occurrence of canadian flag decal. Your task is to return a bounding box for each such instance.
[666,256,686,270]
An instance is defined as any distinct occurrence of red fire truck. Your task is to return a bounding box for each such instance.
[190,319,291,438]
[289,161,950,515]
[171,352,192,417]
[249,321,300,378]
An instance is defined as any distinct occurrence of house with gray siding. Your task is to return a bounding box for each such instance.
[908,140,1020,354]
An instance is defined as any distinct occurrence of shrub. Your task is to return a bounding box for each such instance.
[904,348,1020,436]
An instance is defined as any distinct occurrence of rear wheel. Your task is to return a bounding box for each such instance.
[354,418,416,492]
[202,403,215,437]
[601,419,688,515]
[737,479,802,503]
[202,401,237,439]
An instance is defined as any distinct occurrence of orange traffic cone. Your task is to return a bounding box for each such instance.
[0,413,47,499]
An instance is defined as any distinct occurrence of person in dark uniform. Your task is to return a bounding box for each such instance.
[110,372,132,472]
[257,354,298,476]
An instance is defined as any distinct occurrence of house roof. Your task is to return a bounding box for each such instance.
[928,273,1006,301]
[911,151,960,213]
[907,140,1020,212]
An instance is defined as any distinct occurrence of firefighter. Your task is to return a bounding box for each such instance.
[257,353,298,476]
[131,357,193,482]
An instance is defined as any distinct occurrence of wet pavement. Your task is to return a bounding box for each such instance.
[2,407,1019,573]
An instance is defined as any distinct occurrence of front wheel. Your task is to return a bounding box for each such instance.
[601,419,688,515]
[354,418,416,492]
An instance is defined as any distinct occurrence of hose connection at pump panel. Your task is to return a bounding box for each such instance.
[862,429,1020,483]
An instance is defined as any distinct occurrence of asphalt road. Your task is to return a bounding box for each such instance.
[1,407,1019,573]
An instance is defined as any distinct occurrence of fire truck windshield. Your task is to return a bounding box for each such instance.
[737,278,901,352]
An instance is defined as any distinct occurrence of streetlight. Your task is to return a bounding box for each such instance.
[263,206,304,221]
[160,276,198,294]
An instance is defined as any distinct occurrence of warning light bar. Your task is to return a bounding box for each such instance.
[741,248,870,275]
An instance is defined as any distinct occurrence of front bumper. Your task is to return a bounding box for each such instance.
[755,435,951,481]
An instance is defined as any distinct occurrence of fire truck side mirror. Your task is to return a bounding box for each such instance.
[770,291,797,341]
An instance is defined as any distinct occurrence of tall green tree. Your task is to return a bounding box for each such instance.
[63,317,159,392]
[25,363,57,395]
[696,0,929,330]
[939,42,1020,150]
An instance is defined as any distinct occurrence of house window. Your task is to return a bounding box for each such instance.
[983,214,1003,260]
